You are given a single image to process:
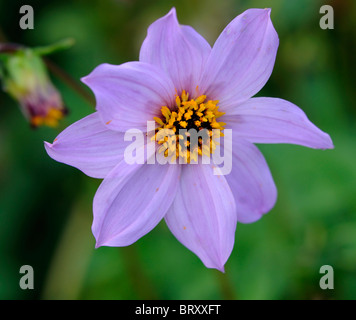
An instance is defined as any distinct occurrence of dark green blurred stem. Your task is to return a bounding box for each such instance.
[0,29,22,52]
[0,43,24,53]
[121,246,159,299]
[215,270,236,300]
[0,27,8,42]
[44,58,96,108]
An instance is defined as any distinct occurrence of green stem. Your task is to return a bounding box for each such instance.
[215,269,237,300]
[120,245,159,299]
[33,38,75,56]
[44,58,96,108]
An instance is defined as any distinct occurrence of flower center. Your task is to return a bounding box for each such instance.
[153,90,225,163]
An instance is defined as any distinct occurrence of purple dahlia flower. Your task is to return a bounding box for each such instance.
[45,8,333,271]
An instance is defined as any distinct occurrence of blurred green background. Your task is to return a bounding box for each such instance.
[0,0,355,300]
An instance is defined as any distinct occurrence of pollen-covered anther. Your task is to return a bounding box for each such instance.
[153,90,225,163]
[31,108,65,128]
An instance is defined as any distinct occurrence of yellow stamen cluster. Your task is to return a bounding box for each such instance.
[153,90,226,163]
[31,108,65,128]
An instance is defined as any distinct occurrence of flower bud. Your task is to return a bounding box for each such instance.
[0,48,66,127]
